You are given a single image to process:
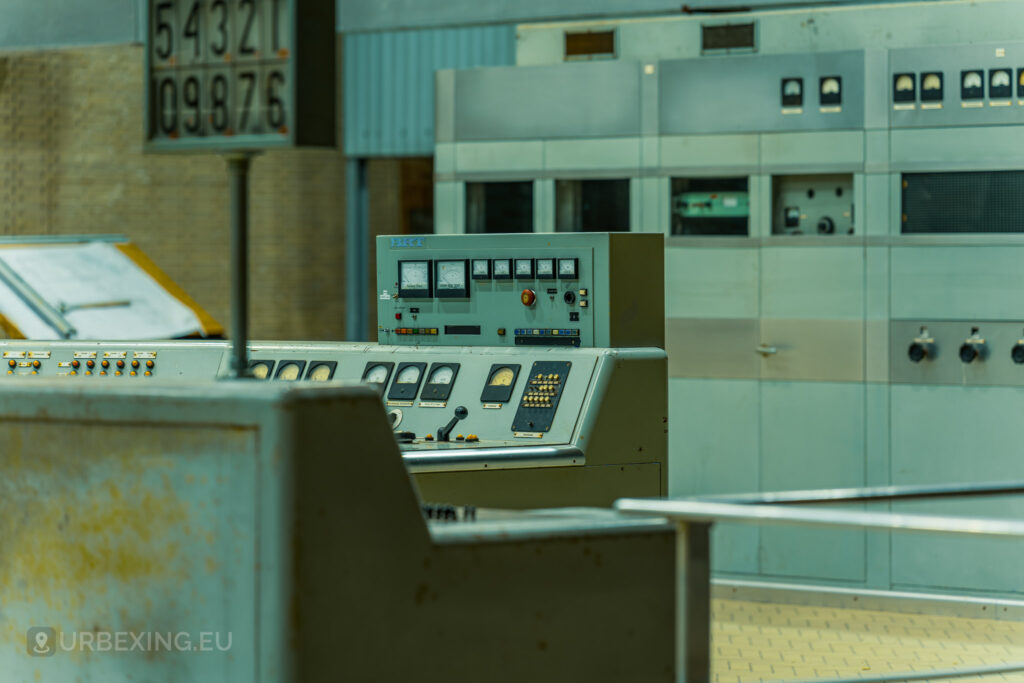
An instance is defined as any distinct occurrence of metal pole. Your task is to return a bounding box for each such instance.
[345,157,369,340]
[678,521,712,683]
[226,153,254,378]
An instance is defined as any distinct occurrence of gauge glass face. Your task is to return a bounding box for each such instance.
[489,367,515,386]
[992,70,1011,88]
[558,259,577,277]
[923,73,942,91]
[963,71,982,89]
[472,259,489,276]
[536,259,554,277]
[278,363,301,381]
[400,261,430,291]
[515,259,533,276]
[396,365,422,384]
[309,365,332,381]
[783,79,801,96]
[494,259,511,276]
[428,365,455,385]
[436,261,467,291]
[364,364,389,383]
[821,77,840,95]
[895,74,914,92]
[251,362,271,379]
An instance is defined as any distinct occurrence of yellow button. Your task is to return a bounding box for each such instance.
[130,371,137,376]
[144,371,152,377]
[115,371,122,376]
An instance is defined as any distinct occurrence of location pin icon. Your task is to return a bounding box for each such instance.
[35,631,48,650]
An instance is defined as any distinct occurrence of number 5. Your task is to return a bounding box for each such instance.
[154,1,174,60]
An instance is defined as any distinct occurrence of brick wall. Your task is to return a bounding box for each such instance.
[0,43,349,340]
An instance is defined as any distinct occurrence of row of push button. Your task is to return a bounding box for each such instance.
[513,329,580,336]
[395,328,439,335]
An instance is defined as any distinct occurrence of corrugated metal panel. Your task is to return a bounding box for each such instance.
[344,25,515,157]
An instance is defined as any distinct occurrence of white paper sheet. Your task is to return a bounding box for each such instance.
[0,243,203,340]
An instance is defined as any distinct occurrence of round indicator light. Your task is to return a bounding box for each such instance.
[7,360,15,368]
[116,360,125,369]
[101,360,109,368]
[146,360,154,369]
[87,360,95,368]
[131,360,140,369]
[71,360,80,369]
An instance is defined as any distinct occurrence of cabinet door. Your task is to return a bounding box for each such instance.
[891,385,1024,595]
[670,378,760,574]
[760,381,867,581]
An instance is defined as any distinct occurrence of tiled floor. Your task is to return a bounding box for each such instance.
[712,599,1024,682]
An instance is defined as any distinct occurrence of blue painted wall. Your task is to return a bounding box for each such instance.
[343,25,515,157]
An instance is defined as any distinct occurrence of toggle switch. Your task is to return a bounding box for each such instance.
[959,328,987,364]
[908,327,936,363]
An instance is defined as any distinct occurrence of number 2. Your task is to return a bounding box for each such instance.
[239,0,256,54]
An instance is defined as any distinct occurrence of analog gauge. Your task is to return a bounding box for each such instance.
[1019,69,1024,87]
[895,74,914,92]
[489,367,516,386]
[558,258,578,279]
[399,260,431,296]
[364,364,390,384]
[923,73,942,91]
[963,71,982,89]
[536,258,555,278]
[277,363,301,381]
[515,259,534,277]
[472,259,490,278]
[309,364,333,382]
[493,259,511,278]
[395,365,422,384]
[251,362,272,379]
[991,69,1011,88]
[428,365,455,385]
[783,79,801,96]
[821,78,840,95]
[436,260,467,292]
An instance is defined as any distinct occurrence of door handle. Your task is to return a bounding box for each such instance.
[755,344,778,356]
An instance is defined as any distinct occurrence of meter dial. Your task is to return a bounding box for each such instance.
[364,364,390,384]
[783,79,802,96]
[308,364,334,381]
[489,367,516,386]
[895,74,914,92]
[277,362,302,381]
[558,258,579,279]
[250,361,274,379]
[515,259,534,278]
[437,261,466,289]
[472,259,490,279]
[820,77,840,95]
[395,365,422,384]
[428,365,455,385]
[398,260,431,297]
[493,259,512,279]
[962,71,982,89]
[991,69,1011,88]
[536,258,555,278]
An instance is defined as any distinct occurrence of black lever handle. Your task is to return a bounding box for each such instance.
[437,406,468,442]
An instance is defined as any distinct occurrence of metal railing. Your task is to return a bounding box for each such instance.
[614,481,1024,683]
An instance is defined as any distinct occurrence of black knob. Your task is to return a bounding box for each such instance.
[563,291,576,305]
[908,342,927,363]
[959,343,979,363]
[817,216,835,234]
[1012,344,1024,365]
[454,406,468,419]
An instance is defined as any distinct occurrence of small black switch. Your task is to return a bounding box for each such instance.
[569,312,580,322]
[1012,343,1024,365]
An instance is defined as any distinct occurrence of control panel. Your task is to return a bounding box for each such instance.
[0,338,667,506]
[376,233,664,349]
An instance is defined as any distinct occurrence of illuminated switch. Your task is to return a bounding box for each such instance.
[395,313,402,320]
[580,300,589,308]
[497,328,506,336]
[579,289,588,297]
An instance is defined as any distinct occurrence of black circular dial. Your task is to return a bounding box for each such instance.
[959,343,980,363]
[907,342,927,363]
[1012,343,1024,365]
